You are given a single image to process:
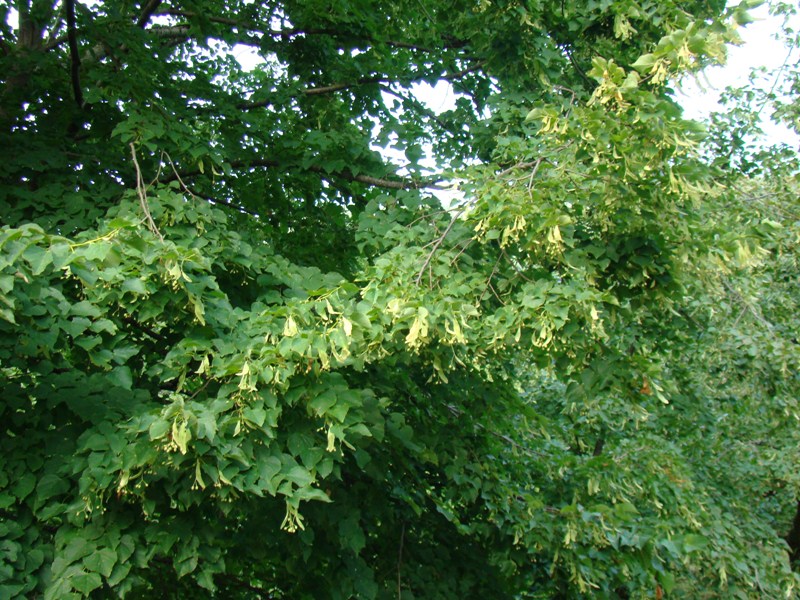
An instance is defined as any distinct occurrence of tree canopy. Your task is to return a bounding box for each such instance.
[2,0,800,598]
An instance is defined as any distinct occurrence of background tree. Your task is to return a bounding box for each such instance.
[1,0,799,598]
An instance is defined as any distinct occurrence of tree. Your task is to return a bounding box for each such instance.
[1,0,798,597]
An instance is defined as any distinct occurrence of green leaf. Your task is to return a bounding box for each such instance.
[107,561,131,587]
[108,366,133,390]
[83,548,117,578]
[285,466,313,488]
[70,301,101,318]
[176,555,198,578]
[23,245,52,275]
[242,405,266,427]
[682,534,709,553]
[631,53,657,71]
[62,538,92,565]
[36,474,68,504]
[339,515,366,554]
[149,420,170,440]
[13,473,36,500]
[69,570,102,594]
[122,278,148,294]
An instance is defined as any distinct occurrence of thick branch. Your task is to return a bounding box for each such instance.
[261,159,443,190]
[136,0,163,28]
[122,315,169,343]
[166,157,443,191]
[237,77,389,109]
[156,9,468,52]
[786,500,800,563]
[147,24,190,40]
[240,63,485,109]
[65,0,83,108]
[157,9,243,28]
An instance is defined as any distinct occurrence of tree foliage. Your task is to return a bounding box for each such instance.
[1,0,799,598]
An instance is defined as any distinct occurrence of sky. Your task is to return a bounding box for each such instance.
[677,2,800,146]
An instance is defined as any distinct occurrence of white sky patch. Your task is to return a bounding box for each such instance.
[410,81,459,113]
[234,45,263,71]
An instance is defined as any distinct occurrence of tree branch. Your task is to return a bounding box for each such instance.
[65,0,83,108]
[240,62,485,109]
[785,500,800,564]
[396,522,405,600]
[444,404,547,457]
[44,0,161,51]
[146,24,190,40]
[416,207,466,286]
[168,158,444,191]
[238,76,390,109]
[184,186,263,218]
[42,1,66,50]
[18,0,44,49]
[163,151,427,216]
[136,0,163,28]
[379,84,449,130]
[156,9,468,52]
[121,315,169,343]
[130,143,164,240]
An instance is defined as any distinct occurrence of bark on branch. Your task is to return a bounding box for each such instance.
[136,0,163,28]
[240,63,485,109]
[65,0,83,108]
[156,9,468,53]
[786,499,800,563]
[168,157,444,191]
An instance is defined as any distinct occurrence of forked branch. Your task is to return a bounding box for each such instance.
[130,143,164,241]
[415,207,467,286]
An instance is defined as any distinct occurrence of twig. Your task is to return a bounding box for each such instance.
[406,209,452,229]
[479,251,504,303]
[43,3,67,51]
[130,143,164,241]
[188,377,212,400]
[157,10,468,52]
[397,522,405,600]
[415,208,466,285]
[553,85,578,104]
[442,62,485,82]
[189,188,263,218]
[149,151,166,187]
[496,160,539,178]
[755,37,797,119]
[414,0,435,22]
[239,63,484,108]
[564,47,594,88]
[444,404,544,456]
[122,315,168,343]
[502,249,533,283]
[166,157,445,191]
[486,281,505,305]
[162,152,196,198]
[720,278,774,331]
[448,236,475,265]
